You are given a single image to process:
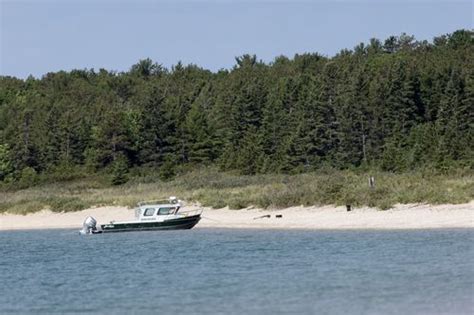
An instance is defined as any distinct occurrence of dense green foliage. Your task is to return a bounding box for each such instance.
[1,30,473,186]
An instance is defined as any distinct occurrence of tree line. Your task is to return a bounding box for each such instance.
[0,30,472,185]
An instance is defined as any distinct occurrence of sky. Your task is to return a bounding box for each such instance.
[1,0,472,78]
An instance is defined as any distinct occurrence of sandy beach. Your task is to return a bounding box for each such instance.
[1,202,473,231]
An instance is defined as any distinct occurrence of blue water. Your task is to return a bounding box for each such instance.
[0,228,473,314]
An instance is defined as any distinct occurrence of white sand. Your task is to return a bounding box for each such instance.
[1,202,473,231]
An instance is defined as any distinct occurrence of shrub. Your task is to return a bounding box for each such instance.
[110,155,129,185]
[159,157,177,181]
[17,167,39,189]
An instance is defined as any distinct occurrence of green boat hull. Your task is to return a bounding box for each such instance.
[98,214,201,233]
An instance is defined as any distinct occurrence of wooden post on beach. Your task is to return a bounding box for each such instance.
[369,176,375,189]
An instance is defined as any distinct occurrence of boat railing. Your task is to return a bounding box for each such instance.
[137,199,180,207]
[177,209,203,217]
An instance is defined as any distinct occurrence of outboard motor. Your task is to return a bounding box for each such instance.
[80,216,97,235]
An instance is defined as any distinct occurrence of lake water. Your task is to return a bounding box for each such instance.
[0,228,473,314]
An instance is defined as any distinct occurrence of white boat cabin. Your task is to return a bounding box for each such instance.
[135,197,182,221]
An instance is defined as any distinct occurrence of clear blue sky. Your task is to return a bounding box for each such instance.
[1,0,472,78]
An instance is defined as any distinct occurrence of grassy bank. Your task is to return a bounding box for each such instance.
[1,168,473,215]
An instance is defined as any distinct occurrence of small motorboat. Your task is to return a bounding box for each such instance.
[80,197,202,234]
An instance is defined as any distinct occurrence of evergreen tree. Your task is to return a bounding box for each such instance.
[184,84,219,164]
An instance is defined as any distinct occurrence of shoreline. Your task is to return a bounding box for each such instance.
[1,202,473,231]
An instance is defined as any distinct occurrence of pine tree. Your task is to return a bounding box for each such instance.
[260,78,295,172]
[137,86,175,167]
[110,153,129,185]
[436,69,473,164]
[284,69,339,170]
[334,66,370,167]
[235,126,263,175]
[184,84,219,164]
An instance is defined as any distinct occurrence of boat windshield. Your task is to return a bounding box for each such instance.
[157,207,176,215]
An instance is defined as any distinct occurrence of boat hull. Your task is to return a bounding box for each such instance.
[98,214,201,233]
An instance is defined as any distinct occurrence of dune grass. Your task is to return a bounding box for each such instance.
[0,168,473,215]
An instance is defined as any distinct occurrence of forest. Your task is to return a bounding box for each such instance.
[0,30,473,188]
